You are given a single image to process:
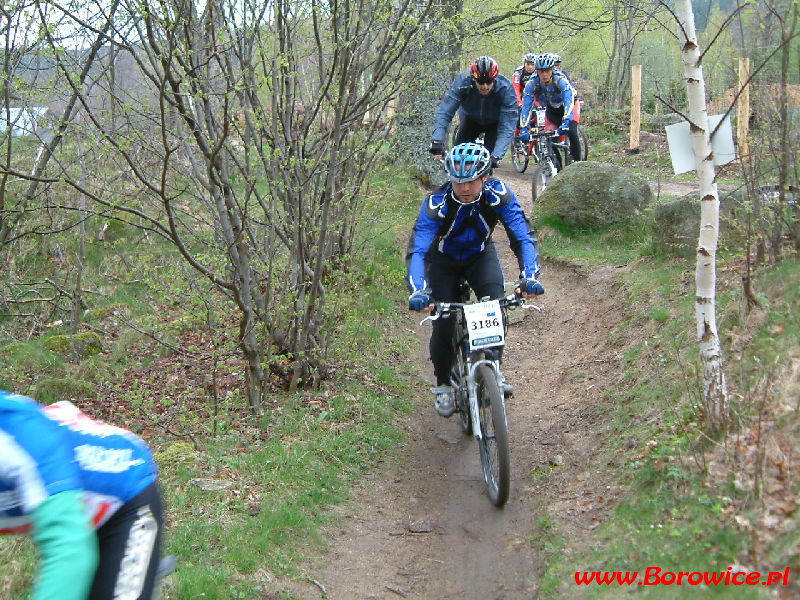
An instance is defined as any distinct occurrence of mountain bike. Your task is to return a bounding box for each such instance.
[421,284,531,507]
[530,129,571,202]
[512,103,588,174]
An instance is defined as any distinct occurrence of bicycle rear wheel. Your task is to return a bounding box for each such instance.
[531,161,555,203]
[475,364,510,507]
[576,123,588,160]
[511,140,529,173]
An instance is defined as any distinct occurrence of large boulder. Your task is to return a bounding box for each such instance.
[535,161,652,228]
[651,190,744,258]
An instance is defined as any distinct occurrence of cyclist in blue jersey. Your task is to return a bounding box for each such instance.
[519,53,582,162]
[406,143,544,416]
[429,56,519,167]
[0,390,163,600]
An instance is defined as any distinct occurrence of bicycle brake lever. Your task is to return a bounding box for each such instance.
[522,303,542,312]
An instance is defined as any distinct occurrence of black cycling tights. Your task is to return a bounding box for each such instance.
[89,483,164,600]
[545,105,581,162]
[427,244,505,386]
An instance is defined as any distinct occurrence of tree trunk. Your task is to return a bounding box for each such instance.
[675,0,730,432]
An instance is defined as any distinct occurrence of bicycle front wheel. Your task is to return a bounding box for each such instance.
[475,364,510,507]
[531,162,555,203]
[511,141,529,173]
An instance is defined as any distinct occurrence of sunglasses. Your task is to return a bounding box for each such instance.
[475,79,494,85]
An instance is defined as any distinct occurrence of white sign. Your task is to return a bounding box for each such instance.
[665,114,736,175]
[463,300,505,349]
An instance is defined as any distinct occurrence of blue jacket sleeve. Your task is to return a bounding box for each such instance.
[491,78,522,160]
[484,181,539,277]
[432,74,470,143]
[555,73,575,121]
[405,194,446,292]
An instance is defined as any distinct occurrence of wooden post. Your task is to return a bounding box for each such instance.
[629,64,642,154]
[737,57,750,158]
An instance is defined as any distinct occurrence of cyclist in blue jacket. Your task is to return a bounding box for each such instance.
[429,56,519,167]
[519,53,582,162]
[0,390,163,600]
[406,143,544,417]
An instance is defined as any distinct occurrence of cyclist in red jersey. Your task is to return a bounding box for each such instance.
[511,52,537,107]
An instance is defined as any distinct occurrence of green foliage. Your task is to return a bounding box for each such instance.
[0,342,63,389]
[43,331,103,358]
[33,377,97,404]
[394,44,453,187]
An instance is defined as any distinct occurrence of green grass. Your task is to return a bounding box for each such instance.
[157,386,410,598]
[537,217,655,265]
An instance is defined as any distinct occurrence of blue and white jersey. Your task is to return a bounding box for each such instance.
[520,70,576,127]
[0,391,157,534]
[406,178,539,293]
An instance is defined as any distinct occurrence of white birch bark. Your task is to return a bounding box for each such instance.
[675,0,729,431]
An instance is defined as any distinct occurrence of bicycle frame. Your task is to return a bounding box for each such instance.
[460,342,503,442]
[423,294,520,438]
[420,291,536,507]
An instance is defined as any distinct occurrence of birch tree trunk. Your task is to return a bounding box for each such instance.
[675,0,729,431]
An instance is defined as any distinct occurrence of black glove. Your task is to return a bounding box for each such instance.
[429,141,444,156]
[491,156,501,168]
[409,289,432,311]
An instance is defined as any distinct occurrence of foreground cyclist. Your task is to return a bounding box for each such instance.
[429,56,519,167]
[519,53,582,163]
[406,143,544,417]
[0,389,163,600]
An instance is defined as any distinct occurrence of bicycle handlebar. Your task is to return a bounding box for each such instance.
[530,130,560,139]
[421,294,527,324]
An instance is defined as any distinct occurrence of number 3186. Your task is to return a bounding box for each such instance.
[471,317,500,330]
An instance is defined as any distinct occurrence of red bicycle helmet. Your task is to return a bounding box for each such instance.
[470,56,498,83]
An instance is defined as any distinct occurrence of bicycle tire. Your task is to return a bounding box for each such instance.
[453,347,471,434]
[576,123,588,160]
[531,162,555,203]
[511,141,529,173]
[475,364,510,507]
[450,122,460,148]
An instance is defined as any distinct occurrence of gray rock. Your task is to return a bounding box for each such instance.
[535,161,652,229]
[651,189,745,258]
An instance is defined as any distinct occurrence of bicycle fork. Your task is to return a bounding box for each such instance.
[465,357,503,440]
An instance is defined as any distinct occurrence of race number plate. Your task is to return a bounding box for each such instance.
[536,109,546,128]
[463,300,504,349]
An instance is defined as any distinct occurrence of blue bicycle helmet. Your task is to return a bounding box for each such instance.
[534,53,555,70]
[444,143,492,184]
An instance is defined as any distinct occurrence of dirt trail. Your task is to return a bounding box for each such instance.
[282,165,633,599]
